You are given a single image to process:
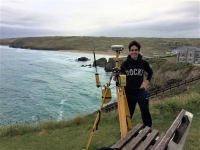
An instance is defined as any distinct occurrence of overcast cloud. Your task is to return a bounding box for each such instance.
[0,0,199,38]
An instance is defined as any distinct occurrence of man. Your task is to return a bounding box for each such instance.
[120,40,153,127]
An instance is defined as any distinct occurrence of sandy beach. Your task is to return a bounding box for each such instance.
[58,49,128,57]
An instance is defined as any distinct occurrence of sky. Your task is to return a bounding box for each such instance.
[0,0,199,38]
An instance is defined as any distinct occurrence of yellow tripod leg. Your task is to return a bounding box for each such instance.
[85,112,100,150]
[122,87,133,129]
[116,86,128,138]
[85,80,111,150]
[117,87,133,138]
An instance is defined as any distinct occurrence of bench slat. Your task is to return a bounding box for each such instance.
[151,133,165,150]
[137,129,159,150]
[153,109,186,150]
[109,109,192,150]
[111,124,143,149]
[126,126,151,150]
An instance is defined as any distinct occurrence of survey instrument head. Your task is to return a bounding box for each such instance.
[111,45,124,52]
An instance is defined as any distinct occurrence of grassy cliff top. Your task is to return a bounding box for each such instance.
[1,36,200,55]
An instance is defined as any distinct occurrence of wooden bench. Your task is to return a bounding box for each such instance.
[110,109,193,150]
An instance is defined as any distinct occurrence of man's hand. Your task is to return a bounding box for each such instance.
[140,80,149,89]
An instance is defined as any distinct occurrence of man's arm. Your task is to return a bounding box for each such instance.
[141,61,153,89]
[145,61,153,82]
[140,80,149,89]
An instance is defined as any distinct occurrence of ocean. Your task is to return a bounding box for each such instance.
[0,46,117,126]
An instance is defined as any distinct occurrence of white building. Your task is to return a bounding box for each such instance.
[177,46,200,64]
[153,52,160,58]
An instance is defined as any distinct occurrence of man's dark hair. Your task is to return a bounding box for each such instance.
[128,40,141,50]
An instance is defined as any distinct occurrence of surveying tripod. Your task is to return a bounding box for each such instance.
[85,45,133,150]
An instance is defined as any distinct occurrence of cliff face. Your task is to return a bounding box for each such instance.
[9,38,60,50]
[147,59,200,90]
[0,38,17,45]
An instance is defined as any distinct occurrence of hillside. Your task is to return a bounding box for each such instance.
[1,36,200,56]
[148,58,200,89]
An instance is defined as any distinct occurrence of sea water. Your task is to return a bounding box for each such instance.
[0,46,117,126]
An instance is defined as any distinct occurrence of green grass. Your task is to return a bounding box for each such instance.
[0,86,200,150]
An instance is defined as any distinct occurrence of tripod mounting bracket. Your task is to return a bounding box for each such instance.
[112,68,121,75]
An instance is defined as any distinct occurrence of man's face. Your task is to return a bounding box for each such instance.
[129,45,139,59]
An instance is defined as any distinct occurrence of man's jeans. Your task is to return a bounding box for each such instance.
[126,90,152,127]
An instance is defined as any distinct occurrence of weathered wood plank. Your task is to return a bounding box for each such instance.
[151,133,165,150]
[111,124,143,149]
[153,109,186,150]
[126,126,151,150]
[110,109,192,150]
[137,129,159,150]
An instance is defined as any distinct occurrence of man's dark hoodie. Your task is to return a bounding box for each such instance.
[120,54,153,94]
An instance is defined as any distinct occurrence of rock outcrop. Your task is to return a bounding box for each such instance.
[93,57,126,72]
[80,64,92,67]
[77,57,90,61]
[93,58,107,67]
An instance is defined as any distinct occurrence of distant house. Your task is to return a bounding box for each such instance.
[153,52,160,58]
[166,50,172,55]
[177,46,200,64]
[166,49,179,56]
